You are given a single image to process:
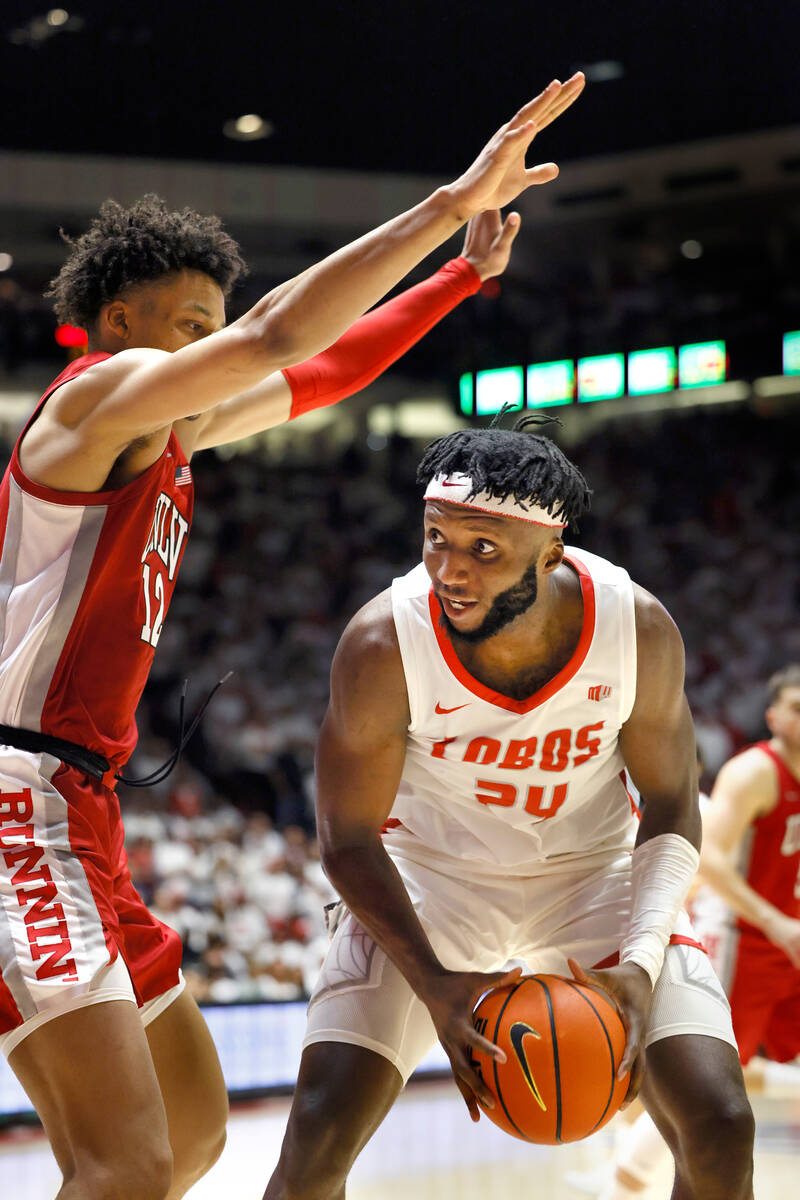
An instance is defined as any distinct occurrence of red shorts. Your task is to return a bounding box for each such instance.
[726,931,800,1064]
[0,749,182,1051]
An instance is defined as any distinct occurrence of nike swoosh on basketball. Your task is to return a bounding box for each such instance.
[509,1021,547,1111]
[434,701,470,714]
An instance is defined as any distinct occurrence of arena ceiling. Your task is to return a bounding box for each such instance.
[2,0,798,175]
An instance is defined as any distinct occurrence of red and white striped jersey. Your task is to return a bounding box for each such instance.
[386,549,638,875]
[0,353,194,770]
[736,742,800,928]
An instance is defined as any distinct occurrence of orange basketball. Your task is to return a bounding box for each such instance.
[471,974,629,1144]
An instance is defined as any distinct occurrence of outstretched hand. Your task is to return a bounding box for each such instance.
[568,957,653,1105]
[461,209,521,280]
[451,73,585,219]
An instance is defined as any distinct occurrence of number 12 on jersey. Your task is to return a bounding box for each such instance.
[140,563,166,648]
[475,778,568,819]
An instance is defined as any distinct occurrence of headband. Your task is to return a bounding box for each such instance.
[423,472,567,527]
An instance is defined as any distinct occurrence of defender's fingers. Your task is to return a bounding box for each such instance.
[535,73,586,128]
[484,207,504,235]
[498,211,522,244]
[511,80,562,127]
[524,162,559,186]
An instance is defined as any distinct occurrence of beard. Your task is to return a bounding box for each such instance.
[438,561,539,645]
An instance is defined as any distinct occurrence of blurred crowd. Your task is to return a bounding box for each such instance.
[2,400,797,1003]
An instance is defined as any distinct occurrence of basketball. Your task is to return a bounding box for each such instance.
[471,974,629,1144]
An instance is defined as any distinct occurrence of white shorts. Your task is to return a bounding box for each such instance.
[305,849,737,1083]
[0,748,185,1058]
[0,957,186,1059]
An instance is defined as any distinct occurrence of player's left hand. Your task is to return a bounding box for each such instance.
[461,209,521,281]
[567,957,654,1105]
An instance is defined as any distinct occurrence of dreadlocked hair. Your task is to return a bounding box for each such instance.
[45,194,247,328]
[417,413,592,527]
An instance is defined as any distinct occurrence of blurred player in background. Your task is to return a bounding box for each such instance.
[0,75,585,1200]
[264,421,753,1200]
[571,669,800,1198]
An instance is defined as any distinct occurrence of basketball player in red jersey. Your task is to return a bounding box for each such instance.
[0,77,585,1200]
[695,664,800,1064]
[572,676,800,1200]
[263,423,753,1200]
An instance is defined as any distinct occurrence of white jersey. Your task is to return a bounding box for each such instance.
[386,549,638,876]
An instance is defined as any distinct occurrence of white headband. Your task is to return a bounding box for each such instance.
[423,472,567,527]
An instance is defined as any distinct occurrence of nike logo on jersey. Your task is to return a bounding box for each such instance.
[441,481,463,487]
[509,1021,547,1111]
[435,701,470,714]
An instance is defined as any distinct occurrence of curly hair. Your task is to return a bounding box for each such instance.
[416,414,592,528]
[45,194,247,327]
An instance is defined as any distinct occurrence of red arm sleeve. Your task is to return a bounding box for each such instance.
[283,256,481,420]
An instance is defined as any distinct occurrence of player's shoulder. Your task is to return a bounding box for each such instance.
[334,588,401,671]
[57,348,168,401]
[631,582,683,655]
[330,589,409,728]
[46,348,170,428]
[721,745,781,791]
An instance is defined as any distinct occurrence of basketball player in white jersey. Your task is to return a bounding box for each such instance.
[0,78,586,1200]
[264,421,753,1200]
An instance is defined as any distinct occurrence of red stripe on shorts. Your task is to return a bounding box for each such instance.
[592,933,707,972]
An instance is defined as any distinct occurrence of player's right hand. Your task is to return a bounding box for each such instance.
[448,74,585,220]
[419,965,523,1121]
[764,912,800,968]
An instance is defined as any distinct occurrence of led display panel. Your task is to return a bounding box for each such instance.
[577,353,625,402]
[783,331,800,375]
[678,341,727,388]
[628,347,677,395]
[474,366,524,415]
[527,360,575,407]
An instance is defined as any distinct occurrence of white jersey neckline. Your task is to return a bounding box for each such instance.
[425,551,597,715]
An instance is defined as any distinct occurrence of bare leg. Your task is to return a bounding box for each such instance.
[145,989,229,1199]
[641,1035,754,1200]
[9,999,173,1199]
[264,1041,404,1200]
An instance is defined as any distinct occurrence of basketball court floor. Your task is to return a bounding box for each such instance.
[1,1069,798,1198]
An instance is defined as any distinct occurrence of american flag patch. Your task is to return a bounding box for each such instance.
[174,465,192,486]
[588,684,612,701]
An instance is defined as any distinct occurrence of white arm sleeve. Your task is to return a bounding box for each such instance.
[620,832,700,988]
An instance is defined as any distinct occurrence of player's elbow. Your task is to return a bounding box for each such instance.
[236,303,305,371]
[319,831,383,886]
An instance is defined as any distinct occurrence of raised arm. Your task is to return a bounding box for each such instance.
[698,750,800,965]
[317,590,521,1120]
[182,207,520,453]
[54,75,586,447]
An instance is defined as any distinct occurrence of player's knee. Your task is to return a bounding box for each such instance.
[276,1087,354,1196]
[171,1095,228,1192]
[680,1092,754,1180]
[68,1140,174,1199]
[187,1121,227,1183]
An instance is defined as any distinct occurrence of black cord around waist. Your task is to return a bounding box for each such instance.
[0,672,231,790]
[0,724,110,780]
